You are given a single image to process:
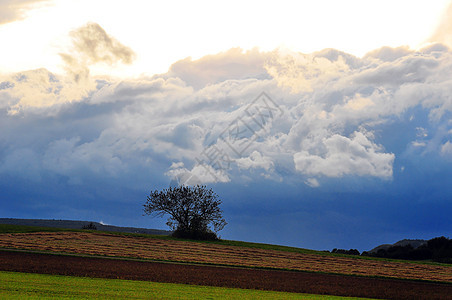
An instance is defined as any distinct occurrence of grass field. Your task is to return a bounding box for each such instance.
[0,271,358,299]
[0,224,77,234]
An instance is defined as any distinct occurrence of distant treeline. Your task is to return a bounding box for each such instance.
[331,236,452,263]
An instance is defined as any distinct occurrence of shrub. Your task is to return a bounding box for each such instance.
[82,222,97,230]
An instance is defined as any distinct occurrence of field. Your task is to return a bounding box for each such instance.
[1,271,340,300]
[1,227,452,299]
[0,231,451,282]
[2,250,451,299]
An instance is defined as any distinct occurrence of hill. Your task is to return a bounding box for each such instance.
[0,218,170,235]
[369,239,427,254]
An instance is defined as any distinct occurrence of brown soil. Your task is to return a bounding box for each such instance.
[0,232,451,282]
[1,250,451,299]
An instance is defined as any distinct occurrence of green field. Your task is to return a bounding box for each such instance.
[0,271,364,299]
[0,224,77,234]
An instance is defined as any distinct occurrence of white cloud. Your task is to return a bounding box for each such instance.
[264,48,353,93]
[416,127,428,138]
[344,94,374,111]
[293,132,394,178]
[411,141,427,147]
[441,141,452,156]
[2,43,452,189]
[167,47,270,90]
[305,178,320,188]
[364,46,412,62]
[166,164,230,184]
[236,151,274,171]
[165,165,203,186]
[0,68,95,114]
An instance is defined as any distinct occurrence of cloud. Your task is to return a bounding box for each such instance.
[0,68,94,114]
[60,22,136,82]
[344,94,374,111]
[264,48,356,93]
[0,23,137,114]
[0,0,51,24]
[294,132,394,178]
[1,148,41,180]
[441,141,452,156]
[167,47,270,89]
[236,151,274,171]
[304,178,320,188]
[1,44,452,190]
[42,134,126,181]
[59,53,90,84]
[67,22,135,65]
[166,163,230,185]
[364,46,412,62]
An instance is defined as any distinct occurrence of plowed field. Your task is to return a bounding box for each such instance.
[1,250,452,299]
[1,231,451,282]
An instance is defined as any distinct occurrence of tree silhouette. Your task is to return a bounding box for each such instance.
[143,185,227,240]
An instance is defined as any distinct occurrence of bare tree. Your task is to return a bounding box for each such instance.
[143,185,227,240]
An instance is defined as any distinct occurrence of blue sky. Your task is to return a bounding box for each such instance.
[1,0,452,251]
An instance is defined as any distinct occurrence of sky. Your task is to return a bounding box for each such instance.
[1,0,452,251]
